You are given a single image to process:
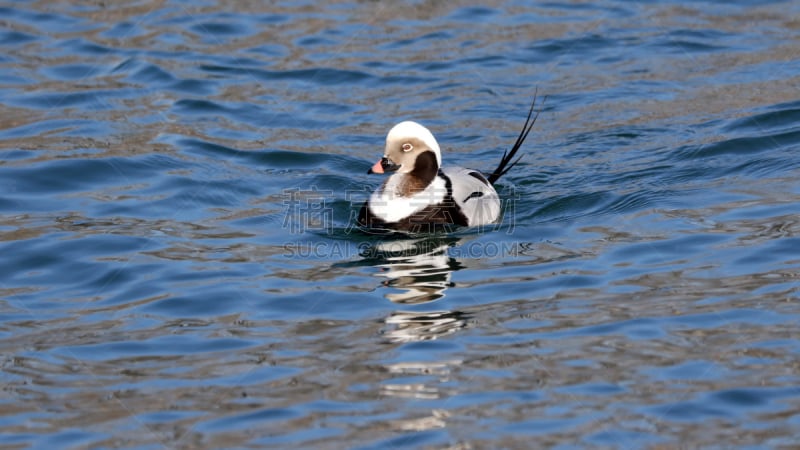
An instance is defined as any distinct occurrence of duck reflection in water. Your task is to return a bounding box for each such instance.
[359,236,473,342]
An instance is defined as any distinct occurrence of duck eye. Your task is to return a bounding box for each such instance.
[402,143,413,152]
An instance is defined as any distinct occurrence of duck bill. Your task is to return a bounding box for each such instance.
[368,157,400,174]
[368,159,384,174]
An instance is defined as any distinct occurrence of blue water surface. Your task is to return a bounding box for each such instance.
[1,1,799,448]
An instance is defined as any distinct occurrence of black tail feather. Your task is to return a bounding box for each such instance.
[487,91,542,185]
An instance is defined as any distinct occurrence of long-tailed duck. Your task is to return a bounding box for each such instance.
[358,97,539,233]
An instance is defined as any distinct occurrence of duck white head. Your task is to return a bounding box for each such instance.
[369,121,442,174]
